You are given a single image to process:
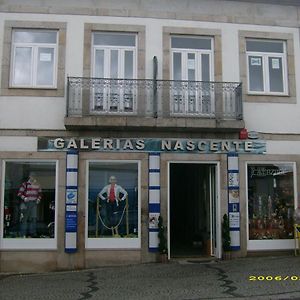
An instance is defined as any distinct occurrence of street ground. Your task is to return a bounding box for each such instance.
[1,255,300,299]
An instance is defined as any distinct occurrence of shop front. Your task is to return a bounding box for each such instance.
[1,136,298,272]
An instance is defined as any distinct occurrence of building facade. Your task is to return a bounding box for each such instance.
[0,0,300,272]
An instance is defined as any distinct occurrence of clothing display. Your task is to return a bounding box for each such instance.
[17,177,42,237]
[97,177,128,235]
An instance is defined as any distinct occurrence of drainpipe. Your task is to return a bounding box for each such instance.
[153,56,158,118]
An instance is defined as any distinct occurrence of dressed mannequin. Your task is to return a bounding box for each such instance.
[98,175,127,236]
[18,172,42,238]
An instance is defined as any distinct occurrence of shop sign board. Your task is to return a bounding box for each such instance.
[38,137,266,154]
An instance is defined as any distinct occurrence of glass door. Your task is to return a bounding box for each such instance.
[91,32,137,114]
[92,48,136,113]
[171,50,213,114]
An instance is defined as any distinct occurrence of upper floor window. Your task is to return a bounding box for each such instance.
[170,36,214,115]
[10,29,58,88]
[171,36,213,82]
[246,39,288,95]
[90,32,137,114]
[92,32,136,79]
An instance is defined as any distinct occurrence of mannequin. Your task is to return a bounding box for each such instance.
[98,175,127,236]
[18,172,42,238]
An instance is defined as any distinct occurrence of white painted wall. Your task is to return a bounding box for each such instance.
[0,136,37,151]
[0,97,66,130]
[267,140,300,155]
[0,12,299,133]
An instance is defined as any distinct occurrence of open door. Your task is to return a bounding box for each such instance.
[169,163,218,258]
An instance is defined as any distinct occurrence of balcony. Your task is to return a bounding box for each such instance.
[65,77,244,131]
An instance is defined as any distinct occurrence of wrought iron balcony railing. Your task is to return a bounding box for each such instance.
[67,77,243,120]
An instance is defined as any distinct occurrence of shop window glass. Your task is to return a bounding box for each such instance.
[248,164,295,240]
[3,161,56,239]
[88,162,139,241]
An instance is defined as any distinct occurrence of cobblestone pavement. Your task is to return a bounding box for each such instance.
[1,256,300,300]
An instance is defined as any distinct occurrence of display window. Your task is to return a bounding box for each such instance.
[1,160,58,249]
[86,161,141,249]
[247,162,296,250]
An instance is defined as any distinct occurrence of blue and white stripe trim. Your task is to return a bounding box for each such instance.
[148,152,161,252]
[227,153,240,250]
[65,150,78,253]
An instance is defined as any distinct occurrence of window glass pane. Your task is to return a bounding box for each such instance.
[173,52,182,80]
[94,49,104,78]
[124,51,133,79]
[248,56,264,92]
[93,33,135,47]
[88,162,139,239]
[248,164,294,240]
[268,57,284,92]
[13,47,32,86]
[187,53,195,81]
[171,37,211,50]
[14,30,57,44]
[246,40,284,53]
[201,53,210,81]
[110,50,118,78]
[3,162,56,239]
[36,48,54,86]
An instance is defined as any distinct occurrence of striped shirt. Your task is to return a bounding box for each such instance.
[18,180,42,202]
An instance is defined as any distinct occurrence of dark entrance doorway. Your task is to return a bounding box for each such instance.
[170,163,216,257]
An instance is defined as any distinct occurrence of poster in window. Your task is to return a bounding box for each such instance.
[88,162,139,239]
[40,53,52,62]
[271,58,280,69]
[250,57,262,66]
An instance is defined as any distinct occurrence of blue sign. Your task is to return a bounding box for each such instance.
[66,189,77,204]
[65,211,77,232]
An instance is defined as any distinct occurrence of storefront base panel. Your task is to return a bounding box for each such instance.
[0,250,157,273]
[247,250,294,257]
[85,250,144,268]
[0,251,58,273]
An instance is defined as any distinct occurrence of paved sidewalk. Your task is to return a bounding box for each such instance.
[1,255,300,299]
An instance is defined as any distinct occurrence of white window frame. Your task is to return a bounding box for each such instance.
[91,32,137,114]
[170,36,214,82]
[92,47,137,79]
[246,39,288,95]
[245,161,297,251]
[85,160,141,249]
[170,36,215,116]
[0,159,59,250]
[10,29,58,89]
[91,32,137,79]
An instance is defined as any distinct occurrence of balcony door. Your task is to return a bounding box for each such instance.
[91,33,137,114]
[171,36,214,115]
